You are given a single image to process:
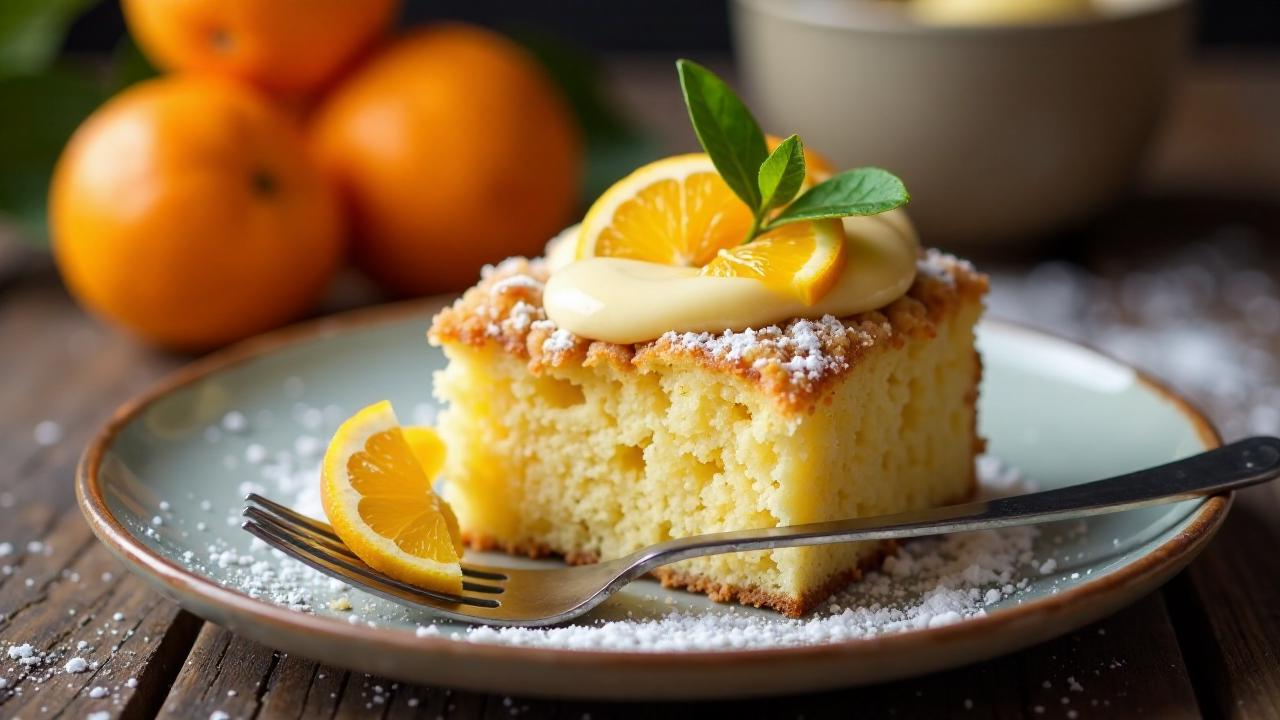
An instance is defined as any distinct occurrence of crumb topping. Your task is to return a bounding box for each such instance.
[429,249,987,412]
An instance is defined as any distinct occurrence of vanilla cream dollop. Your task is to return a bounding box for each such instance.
[543,210,920,344]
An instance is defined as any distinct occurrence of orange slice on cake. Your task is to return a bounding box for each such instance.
[578,144,836,268]
[577,153,754,267]
[701,218,847,305]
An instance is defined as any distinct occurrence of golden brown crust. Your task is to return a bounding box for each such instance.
[428,250,989,415]
[650,544,896,618]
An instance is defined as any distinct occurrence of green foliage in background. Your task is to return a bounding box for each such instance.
[0,70,103,243]
[0,0,97,75]
[0,2,156,246]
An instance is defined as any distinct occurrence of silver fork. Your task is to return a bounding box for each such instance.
[242,436,1280,627]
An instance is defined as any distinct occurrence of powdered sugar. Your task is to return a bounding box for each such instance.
[465,516,1041,651]
[541,328,577,355]
[481,256,548,280]
[662,314,866,386]
[490,274,545,297]
[505,301,541,333]
[917,248,975,288]
[984,229,1280,440]
[8,644,35,662]
[33,420,63,446]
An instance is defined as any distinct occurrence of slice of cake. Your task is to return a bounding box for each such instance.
[428,248,986,617]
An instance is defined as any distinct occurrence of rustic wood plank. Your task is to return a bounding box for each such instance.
[156,625,279,720]
[0,510,202,720]
[0,272,202,719]
[1166,483,1280,720]
[152,591,1194,719]
[0,274,179,514]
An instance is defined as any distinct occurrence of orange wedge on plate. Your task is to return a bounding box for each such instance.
[320,401,462,594]
[700,218,847,305]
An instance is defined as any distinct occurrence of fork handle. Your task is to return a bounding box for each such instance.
[621,436,1280,575]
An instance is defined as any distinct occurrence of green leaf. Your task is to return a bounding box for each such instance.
[676,59,767,212]
[757,134,806,213]
[0,69,105,245]
[0,0,98,77]
[768,167,910,229]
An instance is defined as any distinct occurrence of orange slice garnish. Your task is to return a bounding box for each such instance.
[320,401,462,594]
[700,218,847,305]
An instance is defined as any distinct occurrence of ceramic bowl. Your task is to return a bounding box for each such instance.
[730,0,1190,247]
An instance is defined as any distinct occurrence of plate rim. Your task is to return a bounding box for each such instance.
[75,298,1228,671]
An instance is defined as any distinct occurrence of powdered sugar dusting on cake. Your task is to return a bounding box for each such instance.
[490,274,544,297]
[917,248,975,288]
[505,301,540,333]
[480,255,547,281]
[774,316,853,382]
[432,249,988,401]
[541,328,577,355]
[433,256,562,356]
[658,314,875,390]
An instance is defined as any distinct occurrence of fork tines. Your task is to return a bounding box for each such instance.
[241,493,505,608]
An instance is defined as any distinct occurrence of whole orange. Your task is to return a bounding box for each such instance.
[122,0,400,97]
[50,76,344,350]
[310,24,582,295]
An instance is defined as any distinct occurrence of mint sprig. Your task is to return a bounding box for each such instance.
[676,59,909,243]
[772,167,908,225]
[758,133,806,215]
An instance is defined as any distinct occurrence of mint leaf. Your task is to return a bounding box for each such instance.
[768,167,909,229]
[676,59,767,211]
[758,134,806,214]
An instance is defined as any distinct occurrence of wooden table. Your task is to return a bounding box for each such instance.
[2,54,1278,719]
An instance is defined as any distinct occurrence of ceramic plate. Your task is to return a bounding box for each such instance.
[77,299,1226,700]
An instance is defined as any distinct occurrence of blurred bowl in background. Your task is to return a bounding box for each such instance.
[731,0,1189,249]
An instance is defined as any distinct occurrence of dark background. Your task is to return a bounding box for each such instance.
[61,0,1280,55]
